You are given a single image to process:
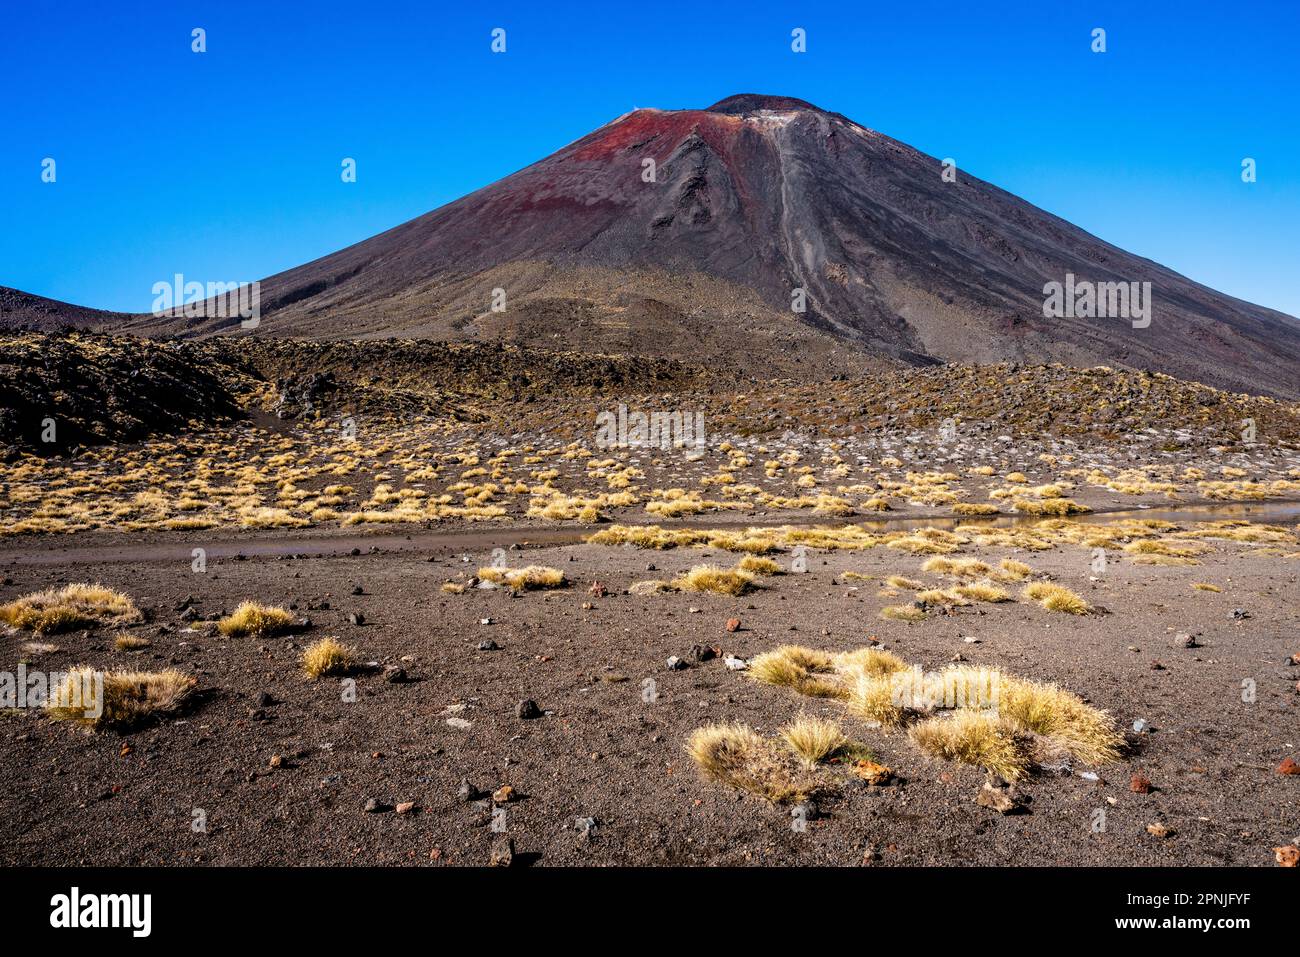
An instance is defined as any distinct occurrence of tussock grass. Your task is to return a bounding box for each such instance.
[1191,582,1221,592]
[952,582,1011,603]
[833,647,908,678]
[1022,582,1091,615]
[0,583,139,634]
[953,502,1000,516]
[998,677,1123,767]
[671,565,755,596]
[478,565,567,590]
[779,713,849,766]
[1012,498,1090,516]
[218,601,295,638]
[908,710,1028,780]
[880,604,928,622]
[846,671,905,728]
[685,723,818,803]
[885,575,925,590]
[915,588,969,606]
[996,558,1034,581]
[47,666,195,730]
[114,635,151,650]
[886,536,958,555]
[302,637,357,678]
[737,555,781,575]
[748,645,845,698]
[921,557,991,578]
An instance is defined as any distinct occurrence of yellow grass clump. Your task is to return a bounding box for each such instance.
[685,723,817,803]
[996,558,1034,581]
[114,635,151,650]
[737,555,781,575]
[302,637,358,678]
[908,710,1028,781]
[477,565,567,590]
[997,677,1123,767]
[0,583,140,634]
[921,557,991,578]
[1022,582,1091,615]
[952,582,1011,603]
[747,645,844,698]
[880,604,928,622]
[671,565,755,596]
[47,666,196,730]
[885,575,924,590]
[779,713,849,766]
[1012,498,1090,516]
[217,601,295,638]
[845,671,906,728]
[1191,582,1221,592]
[953,502,1000,516]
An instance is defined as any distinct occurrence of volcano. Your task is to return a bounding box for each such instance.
[16,93,1300,395]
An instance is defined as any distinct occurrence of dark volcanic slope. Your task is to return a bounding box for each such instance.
[41,94,1300,395]
[0,286,129,331]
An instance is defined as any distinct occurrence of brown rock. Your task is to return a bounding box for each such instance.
[975,781,1019,814]
[1130,774,1153,794]
[725,618,741,633]
[395,801,416,814]
[489,836,515,867]
[1146,822,1174,838]
[853,760,893,786]
[1277,757,1300,775]
[492,785,515,804]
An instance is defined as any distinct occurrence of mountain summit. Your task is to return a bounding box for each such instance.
[30,94,1300,395]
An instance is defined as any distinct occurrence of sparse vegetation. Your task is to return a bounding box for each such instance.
[671,565,756,595]
[218,602,296,638]
[1022,582,1091,615]
[478,565,567,590]
[302,637,358,678]
[46,666,195,730]
[0,584,139,634]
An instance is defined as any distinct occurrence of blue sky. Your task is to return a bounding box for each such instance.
[2,0,1297,316]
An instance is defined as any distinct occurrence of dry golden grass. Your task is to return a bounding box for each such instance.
[834,647,909,678]
[477,565,567,590]
[997,676,1123,767]
[0,583,139,634]
[1191,582,1222,592]
[916,588,970,606]
[953,502,1000,516]
[952,581,1011,603]
[908,710,1028,780]
[441,582,466,594]
[779,712,849,766]
[922,557,992,578]
[880,604,928,622]
[737,555,781,575]
[845,671,905,728]
[1022,582,1091,615]
[885,575,924,590]
[302,637,357,678]
[747,646,845,698]
[47,666,196,730]
[1012,498,1090,516]
[217,601,295,638]
[996,558,1034,581]
[671,565,755,595]
[113,635,151,650]
[685,723,818,803]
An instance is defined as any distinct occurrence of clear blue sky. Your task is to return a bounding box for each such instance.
[3,0,1297,316]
